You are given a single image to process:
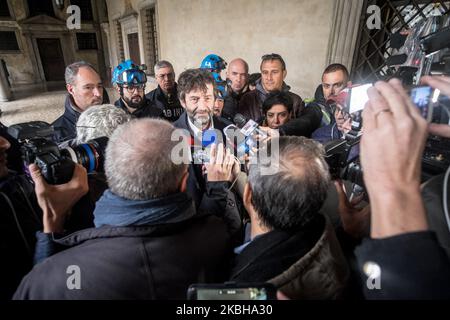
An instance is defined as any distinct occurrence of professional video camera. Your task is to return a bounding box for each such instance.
[7,121,107,185]
[386,12,450,82]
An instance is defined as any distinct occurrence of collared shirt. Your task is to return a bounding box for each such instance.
[186,114,215,141]
[234,234,264,255]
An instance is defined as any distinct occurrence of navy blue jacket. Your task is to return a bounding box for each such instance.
[145,84,184,122]
[356,231,450,299]
[14,201,232,299]
[113,97,163,119]
[52,92,110,143]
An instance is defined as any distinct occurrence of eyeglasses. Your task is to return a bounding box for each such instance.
[122,84,145,93]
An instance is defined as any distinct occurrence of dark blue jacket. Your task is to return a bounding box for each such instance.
[113,96,163,119]
[145,84,184,122]
[52,92,110,143]
[14,192,232,299]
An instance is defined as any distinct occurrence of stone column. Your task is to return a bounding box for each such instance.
[326,0,364,73]
[101,22,113,84]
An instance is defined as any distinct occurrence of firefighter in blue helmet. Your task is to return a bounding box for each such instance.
[112,60,163,119]
[200,54,228,98]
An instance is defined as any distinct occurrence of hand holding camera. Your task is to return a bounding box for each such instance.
[29,162,88,233]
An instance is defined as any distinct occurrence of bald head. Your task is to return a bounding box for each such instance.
[105,118,188,200]
[227,58,249,93]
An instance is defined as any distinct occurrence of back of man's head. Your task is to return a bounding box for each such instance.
[105,119,187,200]
[248,136,330,230]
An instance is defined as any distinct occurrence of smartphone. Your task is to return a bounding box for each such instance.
[349,84,373,114]
[409,85,439,122]
[187,283,277,300]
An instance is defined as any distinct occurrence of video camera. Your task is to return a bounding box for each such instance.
[323,80,448,187]
[7,121,107,185]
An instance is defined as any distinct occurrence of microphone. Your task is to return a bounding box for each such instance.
[189,129,218,164]
[233,114,268,139]
[232,114,268,156]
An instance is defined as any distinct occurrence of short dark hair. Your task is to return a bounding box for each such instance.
[262,91,293,116]
[248,136,330,230]
[260,53,286,71]
[177,68,216,102]
[322,63,349,81]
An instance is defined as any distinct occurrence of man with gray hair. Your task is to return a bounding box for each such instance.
[52,61,109,143]
[230,136,349,299]
[14,118,233,299]
[146,60,184,122]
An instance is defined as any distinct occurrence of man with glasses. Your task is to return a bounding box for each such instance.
[237,53,303,123]
[112,60,163,119]
[146,60,184,122]
[53,61,109,143]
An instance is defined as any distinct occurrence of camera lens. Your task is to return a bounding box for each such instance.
[61,137,108,173]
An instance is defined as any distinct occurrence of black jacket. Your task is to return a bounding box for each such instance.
[14,210,232,299]
[231,214,325,282]
[422,173,450,258]
[114,97,163,119]
[230,214,349,299]
[237,80,304,123]
[52,92,110,143]
[173,112,243,239]
[173,112,229,210]
[145,84,184,122]
[355,231,450,299]
[223,86,248,122]
[0,174,42,299]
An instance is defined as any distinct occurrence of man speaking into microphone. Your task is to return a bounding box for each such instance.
[173,69,241,225]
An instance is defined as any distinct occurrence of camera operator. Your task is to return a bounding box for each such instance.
[419,75,450,259]
[14,119,234,300]
[274,64,351,138]
[57,105,131,233]
[354,78,450,299]
[312,91,360,161]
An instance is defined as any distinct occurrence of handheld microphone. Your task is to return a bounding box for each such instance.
[233,114,268,139]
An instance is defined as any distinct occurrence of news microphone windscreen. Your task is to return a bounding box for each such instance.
[234,113,247,128]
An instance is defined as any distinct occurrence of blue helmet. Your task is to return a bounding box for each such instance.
[200,54,227,97]
[112,60,147,86]
[200,54,227,72]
